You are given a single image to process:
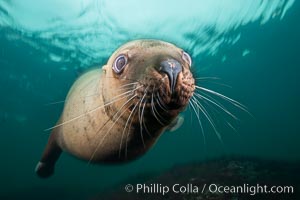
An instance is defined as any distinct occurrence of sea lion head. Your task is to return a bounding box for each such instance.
[102,39,195,128]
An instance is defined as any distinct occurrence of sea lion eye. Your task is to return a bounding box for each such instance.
[182,51,192,67]
[113,55,127,74]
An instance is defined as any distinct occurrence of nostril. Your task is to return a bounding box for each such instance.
[159,59,182,94]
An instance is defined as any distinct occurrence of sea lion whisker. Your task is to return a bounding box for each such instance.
[188,103,193,125]
[152,94,168,123]
[188,99,206,146]
[191,96,217,131]
[160,86,168,97]
[89,105,131,163]
[195,86,249,111]
[116,82,138,91]
[191,97,223,143]
[115,84,139,95]
[104,76,143,84]
[195,77,220,80]
[195,80,232,89]
[118,101,139,158]
[141,101,152,138]
[89,95,136,163]
[152,86,168,119]
[198,95,228,128]
[226,121,238,134]
[44,87,141,132]
[98,93,136,130]
[108,84,142,99]
[194,92,238,120]
[153,86,168,112]
[151,92,166,126]
[44,100,66,106]
[125,107,138,159]
[156,92,169,110]
[115,87,136,93]
[198,94,224,118]
[138,87,149,148]
[44,92,102,106]
[89,93,137,142]
[117,82,139,89]
[155,97,168,112]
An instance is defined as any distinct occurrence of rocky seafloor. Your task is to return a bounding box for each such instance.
[97,157,300,200]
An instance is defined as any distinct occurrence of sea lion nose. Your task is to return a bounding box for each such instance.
[159,59,182,94]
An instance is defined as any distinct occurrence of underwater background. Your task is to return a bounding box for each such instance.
[0,0,299,199]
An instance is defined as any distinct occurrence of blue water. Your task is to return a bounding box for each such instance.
[0,0,299,199]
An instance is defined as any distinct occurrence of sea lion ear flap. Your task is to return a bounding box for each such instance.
[166,115,184,132]
[102,65,108,73]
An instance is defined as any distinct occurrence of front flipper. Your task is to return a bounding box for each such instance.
[166,115,184,132]
[35,129,62,178]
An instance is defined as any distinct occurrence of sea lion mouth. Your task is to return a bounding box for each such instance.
[129,69,195,112]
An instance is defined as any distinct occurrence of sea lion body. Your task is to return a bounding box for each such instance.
[36,40,195,178]
[58,69,161,162]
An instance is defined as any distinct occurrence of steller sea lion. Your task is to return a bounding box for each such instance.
[35,39,196,178]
